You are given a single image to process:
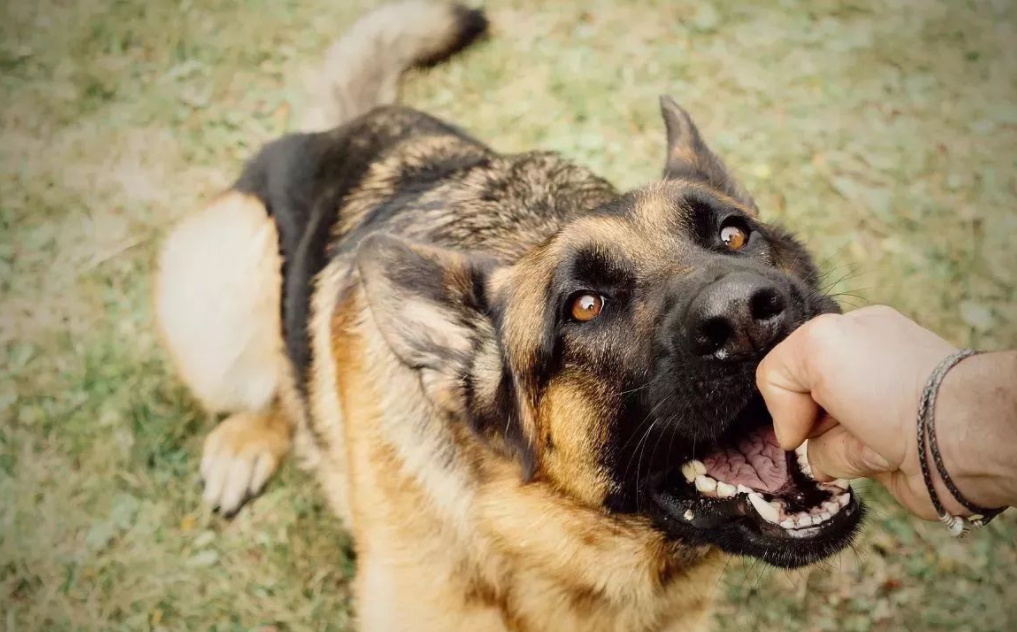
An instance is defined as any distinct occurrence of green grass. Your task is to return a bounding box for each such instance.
[2,0,1015,630]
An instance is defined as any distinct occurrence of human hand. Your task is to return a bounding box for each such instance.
[756,305,1013,520]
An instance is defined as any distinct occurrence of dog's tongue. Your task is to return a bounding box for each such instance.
[702,425,788,493]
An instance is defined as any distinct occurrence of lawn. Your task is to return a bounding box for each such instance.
[1,0,1015,630]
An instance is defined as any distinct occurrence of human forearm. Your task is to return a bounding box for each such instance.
[936,350,1017,512]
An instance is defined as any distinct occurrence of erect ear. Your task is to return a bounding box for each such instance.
[659,95,757,211]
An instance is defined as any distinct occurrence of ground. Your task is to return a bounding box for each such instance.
[1,0,1016,630]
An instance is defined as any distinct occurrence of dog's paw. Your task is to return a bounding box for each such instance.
[200,412,291,517]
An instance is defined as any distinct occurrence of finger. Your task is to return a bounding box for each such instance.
[808,425,892,481]
[756,324,823,450]
[808,412,839,439]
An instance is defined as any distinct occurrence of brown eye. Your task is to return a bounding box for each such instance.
[570,293,604,322]
[720,223,748,251]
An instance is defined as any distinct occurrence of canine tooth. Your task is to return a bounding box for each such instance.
[716,482,737,498]
[780,519,796,529]
[823,500,840,514]
[837,493,850,507]
[748,493,780,524]
[736,484,754,496]
[831,479,850,490]
[695,475,717,494]
[682,461,707,482]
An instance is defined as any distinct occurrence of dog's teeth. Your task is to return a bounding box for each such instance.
[796,515,815,527]
[682,460,707,482]
[794,441,815,479]
[816,512,832,523]
[681,463,697,483]
[715,482,737,498]
[798,458,814,480]
[694,475,717,494]
[683,509,695,521]
[780,519,796,529]
[823,500,840,515]
[748,493,780,524]
[837,493,850,507]
[736,484,754,496]
[831,479,850,490]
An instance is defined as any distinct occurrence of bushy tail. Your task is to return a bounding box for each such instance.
[302,2,488,131]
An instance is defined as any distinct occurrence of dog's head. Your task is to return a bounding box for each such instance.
[356,97,862,569]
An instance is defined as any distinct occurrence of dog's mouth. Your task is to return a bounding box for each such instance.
[646,400,862,567]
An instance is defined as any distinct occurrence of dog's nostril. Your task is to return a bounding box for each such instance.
[695,316,732,353]
[749,288,785,322]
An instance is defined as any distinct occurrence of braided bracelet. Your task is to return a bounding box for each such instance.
[917,349,1006,537]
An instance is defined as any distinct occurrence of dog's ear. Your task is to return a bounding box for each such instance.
[356,233,493,385]
[659,95,757,211]
[357,233,537,477]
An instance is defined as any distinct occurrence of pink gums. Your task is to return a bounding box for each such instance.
[702,425,789,492]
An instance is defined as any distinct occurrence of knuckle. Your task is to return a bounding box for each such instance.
[856,304,899,320]
[801,313,843,348]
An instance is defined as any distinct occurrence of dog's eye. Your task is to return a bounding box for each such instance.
[720,222,749,251]
[570,293,604,322]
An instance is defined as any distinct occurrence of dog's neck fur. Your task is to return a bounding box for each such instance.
[319,277,721,631]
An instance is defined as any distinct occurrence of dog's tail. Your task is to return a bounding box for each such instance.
[302,2,488,131]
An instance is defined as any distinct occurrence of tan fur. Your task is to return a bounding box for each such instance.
[303,257,355,524]
[537,375,615,506]
[155,192,284,414]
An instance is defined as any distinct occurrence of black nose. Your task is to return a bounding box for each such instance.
[683,272,788,359]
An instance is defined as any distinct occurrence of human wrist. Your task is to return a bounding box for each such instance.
[933,351,1017,512]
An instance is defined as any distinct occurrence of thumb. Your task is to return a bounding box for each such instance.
[808,425,893,481]
[756,321,824,451]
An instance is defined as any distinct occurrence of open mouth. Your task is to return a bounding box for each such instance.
[647,403,862,566]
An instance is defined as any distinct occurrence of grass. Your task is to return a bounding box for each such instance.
[1,0,1015,630]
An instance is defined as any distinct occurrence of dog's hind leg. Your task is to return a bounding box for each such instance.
[156,191,293,515]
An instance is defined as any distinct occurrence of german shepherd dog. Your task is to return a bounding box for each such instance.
[156,2,862,630]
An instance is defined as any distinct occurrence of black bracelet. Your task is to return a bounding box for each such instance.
[917,349,1006,537]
